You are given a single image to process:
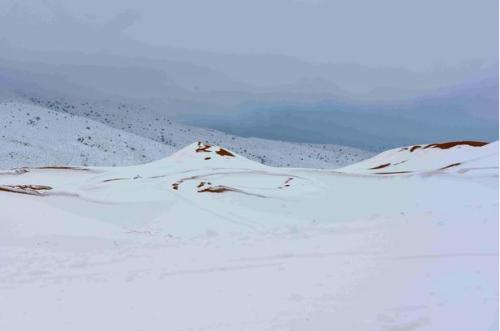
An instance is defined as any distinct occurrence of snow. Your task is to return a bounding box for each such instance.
[0,101,373,169]
[339,141,499,176]
[0,101,176,168]
[0,140,498,330]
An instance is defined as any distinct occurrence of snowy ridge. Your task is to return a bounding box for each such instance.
[158,141,267,170]
[0,141,498,330]
[0,101,373,169]
[1,139,496,204]
[0,101,176,168]
[339,140,499,176]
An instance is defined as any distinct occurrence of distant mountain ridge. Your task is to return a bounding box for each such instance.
[0,101,371,169]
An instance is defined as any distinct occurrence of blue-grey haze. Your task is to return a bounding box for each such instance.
[0,0,497,149]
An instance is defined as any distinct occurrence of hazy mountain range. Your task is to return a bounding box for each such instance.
[0,0,497,150]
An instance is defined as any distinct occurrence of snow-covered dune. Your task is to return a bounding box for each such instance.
[0,141,498,330]
[339,140,499,176]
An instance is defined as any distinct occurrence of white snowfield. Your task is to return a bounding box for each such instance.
[0,141,498,331]
[340,140,499,176]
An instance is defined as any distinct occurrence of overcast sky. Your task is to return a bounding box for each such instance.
[0,0,497,146]
[1,0,498,70]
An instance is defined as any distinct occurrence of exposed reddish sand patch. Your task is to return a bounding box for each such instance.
[440,162,462,170]
[0,184,52,196]
[424,141,488,150]
[149,175,167,179]
[198,185,231,193]
[172,171,292,196]
[374,171,412,175]
[409,145,422,152]
[102,178,128,183]
[195,142,234,157]
[216,148,234,157]
[195,142,212,153]
[198,185,266,198]
[369,163,391,170]
[12,184,51,191]
[35,166,91,171]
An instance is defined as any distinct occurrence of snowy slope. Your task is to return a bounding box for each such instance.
[0,101,176,168]
[7,97,372,168]
[339,140,499,176]
[0,101,371,169]
[0,141,498,330]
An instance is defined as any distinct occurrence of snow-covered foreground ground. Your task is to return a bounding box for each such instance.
[0,141,498,330]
